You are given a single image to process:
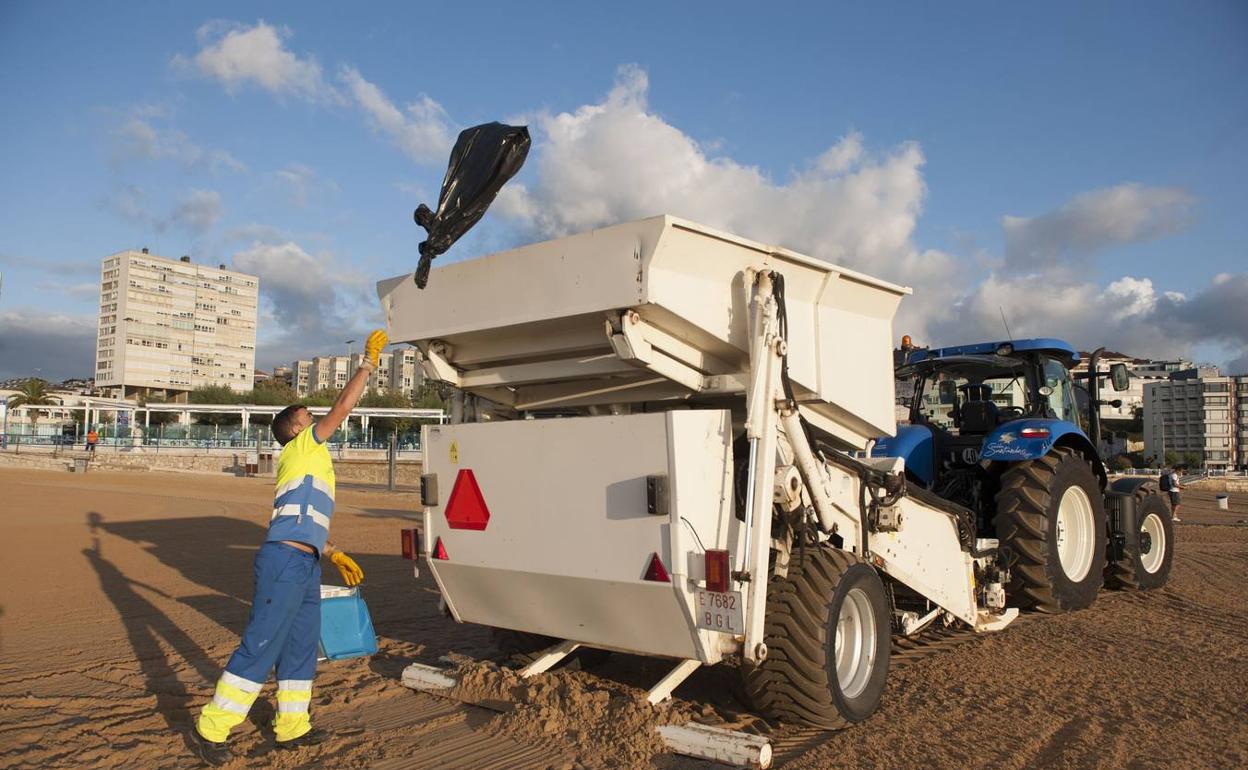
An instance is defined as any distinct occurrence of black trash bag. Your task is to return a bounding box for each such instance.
[412,121,531,288]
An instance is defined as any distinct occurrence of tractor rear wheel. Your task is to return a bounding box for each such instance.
[994,446,1107,613]
[1106,489,1174,590]
[741,545,891,729]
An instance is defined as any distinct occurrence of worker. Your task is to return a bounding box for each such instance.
[190,329,388,765]
[86,427,99,455]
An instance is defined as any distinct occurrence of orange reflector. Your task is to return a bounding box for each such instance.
[643,552,671,583]
[400,528,420,560]
[432,537,449,560]
[444,469,491,531]
[705,549,730,593]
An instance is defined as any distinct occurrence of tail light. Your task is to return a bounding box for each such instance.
[643,552,671,582]
[705,549,730,593]
[432,536,449,560]
[400,528,420,560]
[1020,427,1051,439]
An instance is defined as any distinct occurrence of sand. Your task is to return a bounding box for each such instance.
[0,467,1245,769]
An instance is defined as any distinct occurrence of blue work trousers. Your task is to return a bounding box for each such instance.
[225,541,321,684]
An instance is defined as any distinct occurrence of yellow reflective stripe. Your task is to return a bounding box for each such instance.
[216,681,260,707]
[276,690,312,703]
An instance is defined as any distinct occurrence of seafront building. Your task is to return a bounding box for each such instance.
[1143,372,1248,471]
[94,249,258,400]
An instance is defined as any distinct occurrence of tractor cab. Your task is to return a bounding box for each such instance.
[879,339,1102,491]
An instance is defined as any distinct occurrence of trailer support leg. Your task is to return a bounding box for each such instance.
[519,639,581,678]
[646,659,701,704]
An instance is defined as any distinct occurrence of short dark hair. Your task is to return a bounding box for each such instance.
[272,405,307,446]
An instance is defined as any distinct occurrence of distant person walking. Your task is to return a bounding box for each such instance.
[189,329,387,765]
[1161,464,1184,522]
[86,428,99,455]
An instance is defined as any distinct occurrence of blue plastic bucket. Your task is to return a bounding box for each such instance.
[319,585,379,660]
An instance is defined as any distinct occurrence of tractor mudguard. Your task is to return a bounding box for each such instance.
[873,425,934,485]
[980,419,1085,462]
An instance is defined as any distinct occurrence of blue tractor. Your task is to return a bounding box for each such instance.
[876,339,1173,613]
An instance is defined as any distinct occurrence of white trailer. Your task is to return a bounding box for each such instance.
[379,216,1017,728]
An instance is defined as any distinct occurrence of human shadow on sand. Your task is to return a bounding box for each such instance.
[82,511,221,733]
[95,513,265,635]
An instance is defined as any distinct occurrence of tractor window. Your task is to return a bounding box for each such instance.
[1041,357,1080,427]
[911,362,1030,432]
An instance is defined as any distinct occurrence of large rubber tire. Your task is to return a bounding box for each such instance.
[741,546,891,729]
[995,446,1107,613]
[1106,490,1174,590]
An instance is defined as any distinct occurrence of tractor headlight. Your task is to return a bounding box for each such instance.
[996,343,1014,356]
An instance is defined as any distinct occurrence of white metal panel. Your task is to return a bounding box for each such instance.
[422,410,738,662]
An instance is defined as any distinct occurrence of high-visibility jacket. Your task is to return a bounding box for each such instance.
[266,424,335,554]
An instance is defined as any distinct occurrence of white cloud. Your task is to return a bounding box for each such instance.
[231,241,380,365]
[273,163,337,207]
[112,115,245,174]
[497,65,927,277]
[170,189,224,233]
[0,308,98,381]
[339,67,454,163]
[101,186,223,234]
[176,20,339,103]
[1002,183,1195,269]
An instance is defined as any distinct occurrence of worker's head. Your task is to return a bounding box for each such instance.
[272,405,312,446]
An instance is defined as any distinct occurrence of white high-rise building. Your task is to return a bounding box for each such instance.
[95,249,258,400]
[292,348,422,399]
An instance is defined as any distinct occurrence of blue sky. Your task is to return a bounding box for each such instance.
[1,1,1246,380]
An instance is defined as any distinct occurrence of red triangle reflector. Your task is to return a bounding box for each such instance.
[432,537,449,560]
[643,552,671,583]
[444,469,491,531]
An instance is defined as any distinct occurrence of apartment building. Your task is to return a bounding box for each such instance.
[1143,373,1247,470]
[309,355,350,394]
[1072,352,1193,423]
[291,348,422,398]
[94,249,258,400]
[291,360,313,396]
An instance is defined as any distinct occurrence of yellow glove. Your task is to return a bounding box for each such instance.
[364,329,388,367]
[331,551,364,586]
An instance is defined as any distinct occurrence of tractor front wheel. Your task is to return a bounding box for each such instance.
[994,446,1107,612]
[1106,490,1174,590]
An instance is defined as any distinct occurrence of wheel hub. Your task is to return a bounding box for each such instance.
[1139,512,1166,574]
[835,586,878,700]
[1055,485,1095,582]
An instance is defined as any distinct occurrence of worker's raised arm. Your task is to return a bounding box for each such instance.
[314,329,388,443]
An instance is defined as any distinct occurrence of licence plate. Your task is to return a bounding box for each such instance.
[695,589,744,633]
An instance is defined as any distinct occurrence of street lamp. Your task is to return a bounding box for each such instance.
[345,339,356,358]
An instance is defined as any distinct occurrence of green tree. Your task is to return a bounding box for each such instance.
[301,388,341,407]
[359,389,414,434]
[138,394,180,426]
[6,379,57,434]
[1184,452,1203,469]
[252,378,298,406]
[188,385,240,426]
[412,381,450,410]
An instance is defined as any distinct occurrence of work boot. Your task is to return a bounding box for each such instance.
[189,728,232,766]
[274,727,328,750]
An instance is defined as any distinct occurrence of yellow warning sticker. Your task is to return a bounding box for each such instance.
[449,441,459,464]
